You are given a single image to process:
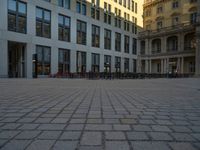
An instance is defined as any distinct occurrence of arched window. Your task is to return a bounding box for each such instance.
[167,36,178,52]
[152,39,161,54]
[184,33,196,51]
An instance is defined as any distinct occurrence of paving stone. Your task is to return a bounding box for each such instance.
[120,118,137,124]
[85,124,112,131]
[170,126,192,133]
[152,125,172,132]
[15,131,41,139]
[18,124,39,130]
[0,131,20,139]
[38,131,61,139]
[53,141,78,150]
[133,125,152,131]
[70,119,86,124]
[37,124,66,130]
[60,131,81,140]
[0,140,7,147]
[1,123,21,129]
[171,133,196,141]
[1,140,31,150]
[66,124,84,131]
[105,141,130,150]
[169,142,197,150]
[106,132,126,140]
[113,125,131,131]
[149,132,173,141]
[81,132,102,146]
[26,140,55,150]
[127,132,149,140]
[139,119,155,125]
[131,141,170,150]
[51,118,69,123]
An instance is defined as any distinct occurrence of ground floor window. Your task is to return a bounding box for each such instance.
[58,49,70,73]
[115,56,121,72]
[91,53,100,73]
[104,55,111,72]
[124,58,129,73]
[77,51,86,73]
[36,45,51,75]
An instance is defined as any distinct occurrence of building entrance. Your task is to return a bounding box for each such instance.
[8,41,26,78]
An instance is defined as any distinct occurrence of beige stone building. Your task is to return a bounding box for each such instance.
[138,0,200,76]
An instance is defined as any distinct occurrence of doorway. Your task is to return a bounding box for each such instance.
[8,41,26,78]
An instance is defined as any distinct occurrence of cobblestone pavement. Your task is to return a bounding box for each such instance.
[0,78,200,150]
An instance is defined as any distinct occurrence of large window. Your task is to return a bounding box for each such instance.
[57,0,70,9]
[124,12,130,31]
[36,7,51,38]
[36,45,51,75]
[115,8,121,28]
[91,0,100,20]
[124,35,130,53]
[58,14,70,42]
[190,12,197,24]
[115,32,121,52]
[115,56,121,72]
[58,49,70,73]
[77,51,86,73]
[124,58,129,73]
[91,53,100,73]
[77,20,87,45]
[104,29,111,50]
[133,59,137,73]
[92,25,100,47]
[104,2,111,24]
[8,0,27,33]
[132,38,137,54]
[76,0,86,15]
[104,55,111,72]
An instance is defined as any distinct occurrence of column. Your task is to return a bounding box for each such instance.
[145,60,148,73]
[26,43,35,78]
[111,55,115,73]
[86,52,91,72]
[161,59,164,74]
[71,50,76,73]
[149,59,152,73]
[177,57,181,73]
[100,54,104,72]
[181,57,184,74]
[166,58,169,73]
[0,40,8,78]
[51,47,58,75]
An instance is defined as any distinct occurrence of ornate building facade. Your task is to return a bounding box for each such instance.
[138,0,200,75]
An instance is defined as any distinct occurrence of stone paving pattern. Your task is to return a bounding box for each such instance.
[0,78,200,150]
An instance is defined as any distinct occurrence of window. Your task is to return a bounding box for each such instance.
[167,36,178,52]
[115,8,121,28]
[132,16,137,34]
[57,0,70,9]
[92,25,100,47]
[91,0,100,20]
[123,0,126,7]
[133,59,137,73]
[58,49,70,73]
[36,7,51,38]
[124,13,130,31]
[157,6,163,13]
[115,56,121,72]
[135,2,137,13]
[124,35,130,53]
[132,38,137,54]
[115,32,121,52]
[91,53,100,73]
[104,55,111,72]
[124,58,129,73]
[172,16,179,26]
[157,21,162,30]
[8,0,27,33]
[104,2,111,25]
[172,1,179,9]
[132,0,134,12]
[76,0,86,15]
[104,29,111,50]
[77,20,87,45]
[190,12,197,24]
[157,63,161,73]
[36,45,51,75]
[77,51,86,73]
[58,14,70,42]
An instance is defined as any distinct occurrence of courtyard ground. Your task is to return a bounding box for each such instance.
[0,78,200,150]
